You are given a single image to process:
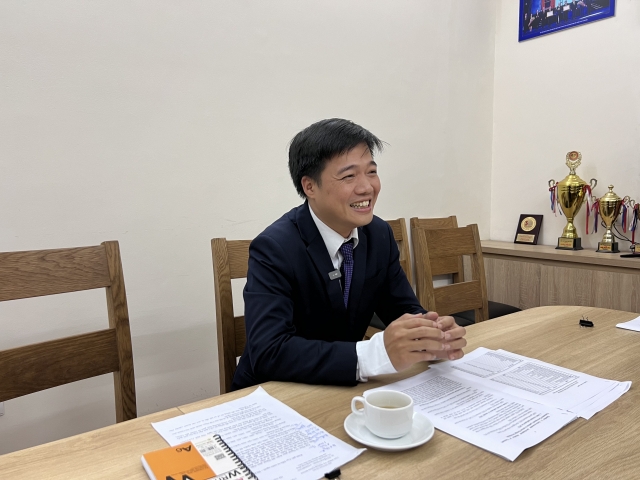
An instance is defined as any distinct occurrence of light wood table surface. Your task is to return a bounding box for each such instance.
[180,306,640,480]
[1,306,638,479]
[0,408,182,479]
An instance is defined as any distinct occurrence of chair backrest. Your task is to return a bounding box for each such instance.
[385,217,412,285]
[0,241,137,422]
[410,216,464,283]
[211,238,251,394]
[411,224,489,322]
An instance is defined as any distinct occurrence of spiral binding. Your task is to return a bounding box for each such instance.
[214,434,258,479]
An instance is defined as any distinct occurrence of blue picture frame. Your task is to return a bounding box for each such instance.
[519,0,616,42]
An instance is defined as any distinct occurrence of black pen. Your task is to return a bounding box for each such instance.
[324,468,341,479]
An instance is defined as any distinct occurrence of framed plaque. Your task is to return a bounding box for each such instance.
[514,214,543,245]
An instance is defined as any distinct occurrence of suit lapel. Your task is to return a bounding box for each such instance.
[296,203,346,314]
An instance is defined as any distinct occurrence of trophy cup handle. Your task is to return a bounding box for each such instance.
[548,179,556,188]
[590,178,597,189]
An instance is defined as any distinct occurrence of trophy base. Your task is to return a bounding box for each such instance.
[597,242,619,253]
[556,237,582,250]
[620,244,640,257]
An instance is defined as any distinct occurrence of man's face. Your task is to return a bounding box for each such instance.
[303,143,381,237]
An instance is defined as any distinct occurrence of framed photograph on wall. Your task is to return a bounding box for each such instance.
[519,0,616,42]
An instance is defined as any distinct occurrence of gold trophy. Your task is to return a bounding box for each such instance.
[596,185,629,253]
[548,151,597,250]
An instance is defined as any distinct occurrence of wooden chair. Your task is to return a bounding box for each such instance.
[410,216,520,325]
[364,218,413,340]
[410,216,463,281]
[211,238,251,394]
[412,223,490,322]
[386,217,412,286]
[0,241,137,422]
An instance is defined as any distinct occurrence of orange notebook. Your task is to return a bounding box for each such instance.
[141,434,257,480]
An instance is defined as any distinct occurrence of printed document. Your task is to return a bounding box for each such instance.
[368,348,630,461]
[429,347,631,419]
[616,315,640,332]
[367,368,576,461]
[152,387,364,480]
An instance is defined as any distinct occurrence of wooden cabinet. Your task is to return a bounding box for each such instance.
[481,241,640,313]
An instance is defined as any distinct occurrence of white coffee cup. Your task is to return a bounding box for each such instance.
[351,390,414,439]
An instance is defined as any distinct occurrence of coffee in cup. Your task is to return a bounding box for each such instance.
[351,390,414,439]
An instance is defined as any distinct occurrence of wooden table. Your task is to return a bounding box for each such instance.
[1,306,638,479]
[481,240,640,313]
[0,408,182,479]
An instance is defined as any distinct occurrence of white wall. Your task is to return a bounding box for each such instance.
[0,1,497,453]
[491,0,640,249]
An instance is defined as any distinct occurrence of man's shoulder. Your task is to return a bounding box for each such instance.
[255,204,305,244]
[360,216,395,255]
[248,205,308,272]
[362,215,393,237]
[366,215,391,230]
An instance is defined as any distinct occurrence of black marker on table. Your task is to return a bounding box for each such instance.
[324,468,341,479]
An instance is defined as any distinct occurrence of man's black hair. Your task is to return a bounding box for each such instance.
[288,118,384,198]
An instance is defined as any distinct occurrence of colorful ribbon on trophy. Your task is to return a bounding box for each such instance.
[621,201,628,233]
[549,182,558,215]
[583,184,595,235]
[583,184,593,206]
[631,203,639,244]
[590,198,600,234]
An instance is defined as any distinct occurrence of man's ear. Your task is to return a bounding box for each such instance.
[301,176,316,199]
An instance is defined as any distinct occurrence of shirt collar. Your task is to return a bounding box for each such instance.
[308,205,359,259]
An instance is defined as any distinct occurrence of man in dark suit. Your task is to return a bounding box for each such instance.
[232,119,467,390]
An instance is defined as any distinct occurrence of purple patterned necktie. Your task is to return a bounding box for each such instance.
[339,240,354,308]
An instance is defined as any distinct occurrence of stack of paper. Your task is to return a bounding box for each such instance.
[616,315,640,332]
[433,348,631,420]
[152,387,364,480]
[367,348,631,461]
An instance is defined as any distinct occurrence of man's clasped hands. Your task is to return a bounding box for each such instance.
[384,312,467,371]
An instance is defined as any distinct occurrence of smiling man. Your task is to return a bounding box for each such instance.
[231,118,467,390]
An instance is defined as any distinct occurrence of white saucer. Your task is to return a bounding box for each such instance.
[343,412,434,452]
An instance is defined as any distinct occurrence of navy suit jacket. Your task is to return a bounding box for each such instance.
[231,202,426,390]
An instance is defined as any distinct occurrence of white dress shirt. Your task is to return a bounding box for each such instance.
[308,206,397,382]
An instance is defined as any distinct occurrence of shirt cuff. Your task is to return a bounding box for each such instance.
[355,332,398,382]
